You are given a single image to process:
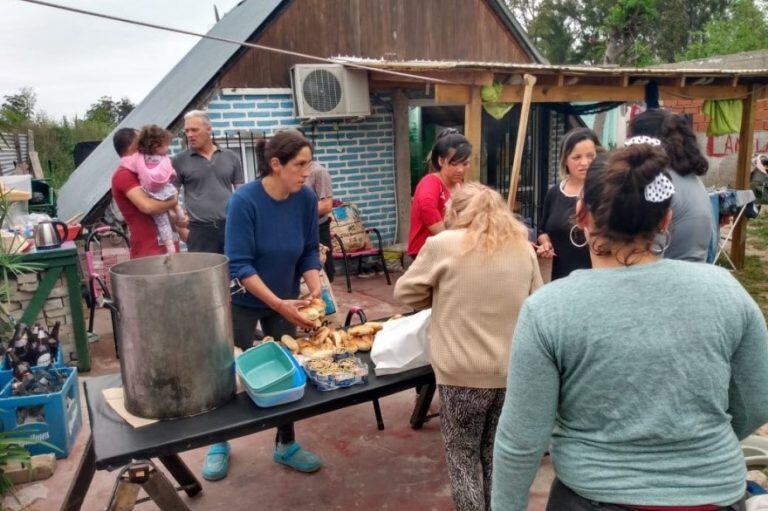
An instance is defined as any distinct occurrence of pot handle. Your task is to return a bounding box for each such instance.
[99,296,119,316]
[52,221,69,242]
[230,278,246,296]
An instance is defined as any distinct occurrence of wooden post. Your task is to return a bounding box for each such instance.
[464,87,482,182]
[392,89,412,244]
[508,74,537,209]
[731,86,757,269]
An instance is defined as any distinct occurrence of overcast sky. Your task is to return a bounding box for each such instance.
[2,0,242,119]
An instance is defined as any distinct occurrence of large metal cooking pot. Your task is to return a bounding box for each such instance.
[108,253,235,419]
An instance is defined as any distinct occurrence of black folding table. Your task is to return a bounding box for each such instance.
[62,354,436,510]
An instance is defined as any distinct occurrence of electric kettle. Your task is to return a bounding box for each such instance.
[34,221,68,250]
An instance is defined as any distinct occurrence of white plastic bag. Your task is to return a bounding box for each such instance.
[747,495,768,511]
[371,309,431,376]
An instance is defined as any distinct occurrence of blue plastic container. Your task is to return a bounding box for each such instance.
[0,367,82,458]
[247,349,306,407]
[235,341,296,394]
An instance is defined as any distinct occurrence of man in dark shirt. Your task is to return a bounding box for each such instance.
[110,128,181,259]
[172,111,244,254]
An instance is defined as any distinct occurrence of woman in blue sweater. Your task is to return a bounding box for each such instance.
[203,130,323,481]
[492,142,768,510]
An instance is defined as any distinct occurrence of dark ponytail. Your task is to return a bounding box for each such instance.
[255,129,313,177]
[427,128,472,172]
[578,144,671,261]
[629,109,708,177]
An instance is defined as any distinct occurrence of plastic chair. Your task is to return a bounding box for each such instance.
[332,227,391,293]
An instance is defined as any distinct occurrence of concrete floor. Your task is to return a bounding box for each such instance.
[18,271,555,510]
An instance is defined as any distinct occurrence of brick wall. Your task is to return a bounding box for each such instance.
[174,90,398,244]
[7,272,76,363]
[664,98,768,186]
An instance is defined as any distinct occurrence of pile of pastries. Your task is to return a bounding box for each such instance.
[279,322,383,358]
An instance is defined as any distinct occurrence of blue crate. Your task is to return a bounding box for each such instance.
[0,367,81,458]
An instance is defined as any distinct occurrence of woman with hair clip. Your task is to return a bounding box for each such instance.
[537,127,601,280]
[492,142,768,511]
[396,183,542,511]
[406,128,471,259]
[629,109,713,262]
[202,129,323,481]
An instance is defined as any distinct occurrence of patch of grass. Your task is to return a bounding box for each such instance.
[732,212,768,316]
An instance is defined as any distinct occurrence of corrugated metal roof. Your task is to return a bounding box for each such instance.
[0,132,29,176]
[331,57,768,77]
[654,49,768,71]
[56,0,284,221]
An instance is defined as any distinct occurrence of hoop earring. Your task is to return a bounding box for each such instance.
[569,225,588,248]
[651,230,671,256]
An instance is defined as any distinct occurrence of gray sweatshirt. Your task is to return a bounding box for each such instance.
[492,259,768,510]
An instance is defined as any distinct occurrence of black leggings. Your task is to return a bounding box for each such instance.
[232,304,296,445]
[546,479,746,511]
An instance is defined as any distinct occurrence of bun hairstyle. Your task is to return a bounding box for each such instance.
[255,129,313,177]
[629,109,708,176]
[559,127,601,179]
[137,125,172,155]
[577,144,671,261]
[445,182,529,255]
[428,128,472,172]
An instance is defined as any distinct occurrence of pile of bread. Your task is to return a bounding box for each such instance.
[280,322,383,358]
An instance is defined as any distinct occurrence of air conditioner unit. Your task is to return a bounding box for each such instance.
[291,64,371,120]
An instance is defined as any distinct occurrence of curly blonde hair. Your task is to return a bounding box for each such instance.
[445,183,529,255]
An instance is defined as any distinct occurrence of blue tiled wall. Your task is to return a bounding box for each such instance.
[174,91,398,244]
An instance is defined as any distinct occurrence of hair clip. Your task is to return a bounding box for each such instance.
[644,173,675,203]
[625,135,662,147]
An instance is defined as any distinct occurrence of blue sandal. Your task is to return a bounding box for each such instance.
[201,441,230,481]
[273,443,322,473]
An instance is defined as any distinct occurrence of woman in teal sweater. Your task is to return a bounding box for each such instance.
[492,142,768,510]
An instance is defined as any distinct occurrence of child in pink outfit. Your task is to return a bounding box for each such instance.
[120,125,186,253]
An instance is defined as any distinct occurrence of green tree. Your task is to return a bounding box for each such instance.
[0,87,37,128]
[681,0,768,60]
[85,95,134,125]
[505,0,733,65]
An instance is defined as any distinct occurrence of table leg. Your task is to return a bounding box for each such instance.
[141,465,191,511]
[62,435,96,511]
[158,454,203,497]
[372,399,385,431]
[410,378,437,430]
[65,263,91,371]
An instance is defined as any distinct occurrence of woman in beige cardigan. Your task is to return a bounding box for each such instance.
[394,183,542,511]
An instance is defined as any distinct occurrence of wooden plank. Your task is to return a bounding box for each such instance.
[435,84,471,104]
[464,87,483,182]
[731,86,757,270]
[392,90,412,244]
[497,84,750,103]
[29,150,44,179]
[508,74,537,209]
[369,70,493,86]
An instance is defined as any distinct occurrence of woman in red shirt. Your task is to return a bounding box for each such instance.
[407,128,471,258]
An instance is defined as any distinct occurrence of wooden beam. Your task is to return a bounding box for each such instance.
[508,74,537,209]
[392,90,412,244]
[497,84,750,103]
[436,84,471,104]
[369,70,493,86]
[680,75,687,88]
[622,75,631,87]
[464,87,483,182]
[730,86,757,269]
